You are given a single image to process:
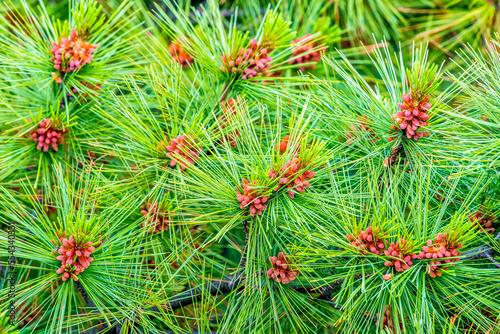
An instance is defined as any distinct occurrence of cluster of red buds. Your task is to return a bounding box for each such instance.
[29,118,69,152]
[383,239,418,272]
[169,39,193,68]
[276,135,292,153]
[51,232,101,281]
[140,202,170,234]
[50,29,98,83]
[236,178,269,216]
[267,252,299,284]
[392,93,431,141]
[378,305,402,332]
[268,157,314,199]
[469,210,496,234]
[220,39,272,80]
[417,232,462,278]
[218,98,241,147]
[346,226,386,255]
[162,134,200,171]
[345,115,379,146]
[268,136,315,199]
[288,34,326,71]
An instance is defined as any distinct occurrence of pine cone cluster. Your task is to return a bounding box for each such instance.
[268,157,314,199]
[267,252,299,284]
[169,39,193,68]
[346,226,385,255]
[29,118,69,152]
[220,39,272,80]
[236,178,269,216]
[50,29,98,83]
[417,232,462,278]
[52,233,99,281]
[469,210,496,234]
[345,115,379,146]
[140,202,170,234]
[165,134,200,171]
[378,305,402,332]
[288,34,326,71]
[383,239,418,272]
[218,98,241,147]
[392,93,431,140]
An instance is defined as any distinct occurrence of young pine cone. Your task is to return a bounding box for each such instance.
[346,226,386,255]
[169,39,193,68]
[140,202,170,234]
[417,232,462,278]
[345,115,379,146]
[288,34,326,72]
[29,118,69,152]
[50,29,98,83]
[267,252,299,284]
[218,98,241,147]
[392,93,430,141]
[54,234,98,281]
[236,178,269,216]
[469,210,496,234]
[220,39,272,80]
[383,239,418,272]
[164,134,200,171]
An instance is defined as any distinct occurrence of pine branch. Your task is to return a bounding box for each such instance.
[462,231,500,268]
[74,280,97,309]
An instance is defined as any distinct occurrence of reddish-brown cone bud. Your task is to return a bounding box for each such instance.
[140,202,170,234]
[288,34,327,72]
[417,232,462,277]
[267,252,299,284]
[50,29,98,82]
[55,232,99,281]
[218,98,241,146]
[383,239,418,273]
[392,93,431,141]
[29,118,69,152]
[469,210,496,234]
[163,134,200,171]
[236,178,269,216]
[345,115,379,146]
[347,226,386,255]
[169,39,193,68]
[220,39,272,80]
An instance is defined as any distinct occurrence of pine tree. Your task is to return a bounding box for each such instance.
[0,1,500,334]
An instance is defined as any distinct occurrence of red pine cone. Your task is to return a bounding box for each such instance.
[169,39,193,68]
[219,98,241,147]
[383,239,418,272]
[54,234,99,281]
[268,157,314,199]
[288,34,326,71]
[236,178,269,216]
[140,202,170,234]
[50,29,98,83]
[345,115,379,146]
[165,134,200,171]
[392,93,430,140]
[220,39,272,80]
[417,232,462,278]
[346,226,385,255]
[469,210,496,234]
[267,252,299,284]
[29,118,69,152]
